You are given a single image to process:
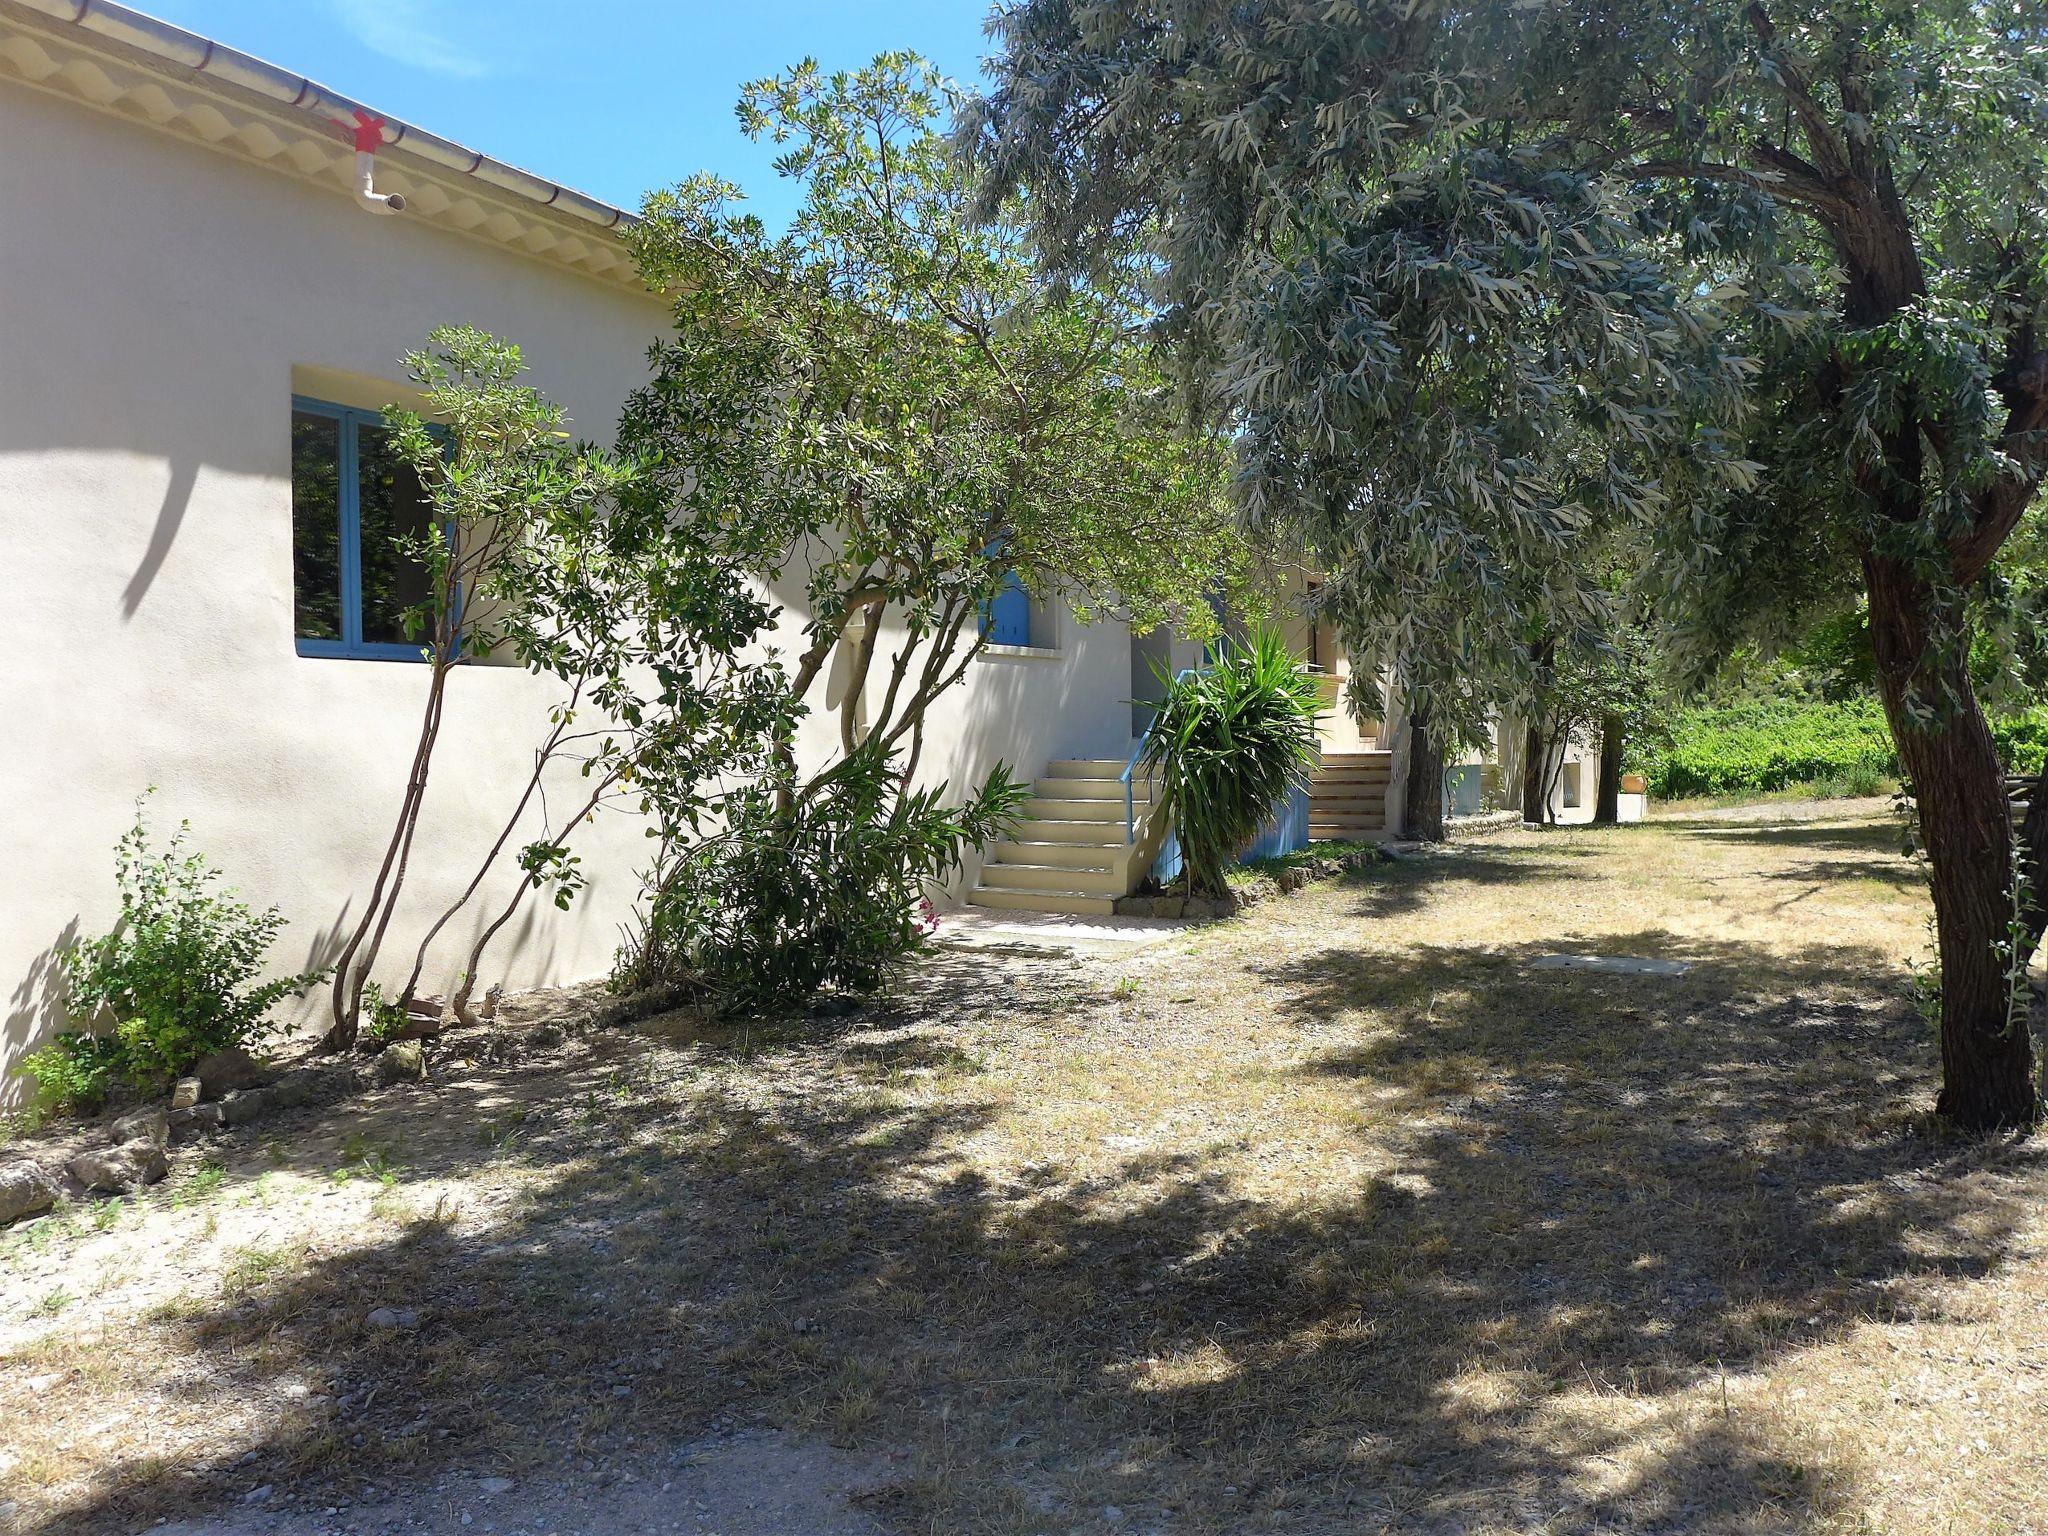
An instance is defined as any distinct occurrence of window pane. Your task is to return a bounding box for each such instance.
[983,569,1031,646]
[355,422,437,646]
[291,411,344,641]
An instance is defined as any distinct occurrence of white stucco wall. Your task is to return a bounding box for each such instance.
[0,80,671,1088]
[0,77,1163,1091]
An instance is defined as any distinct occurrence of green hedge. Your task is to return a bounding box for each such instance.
[1994,710,2048,777]
[1638,698,2048,799]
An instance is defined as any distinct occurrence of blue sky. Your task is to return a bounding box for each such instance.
[145,1,995,224]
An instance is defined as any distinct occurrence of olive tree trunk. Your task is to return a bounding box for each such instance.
[1593,713,1624,826]
[1403,704,1445,842]
[1866,552,2036,1132]
[1520,721,1548,825]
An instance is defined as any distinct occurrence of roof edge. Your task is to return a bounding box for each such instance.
[10,0,636,231]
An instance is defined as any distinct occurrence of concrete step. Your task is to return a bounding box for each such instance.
[1319,751,1395,766]
[968,884,1119,917]
[990,840,1122,870]
[977,862,1126,895]
[1034,776,1153,803]
[1006,817,1135,845]
[1025,796,1127,823]
[1044,759,1132,779]
[1310,822,1386,837]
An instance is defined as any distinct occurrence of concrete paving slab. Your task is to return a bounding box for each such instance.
[934,908,1187,954]
[1530,953,1691,977]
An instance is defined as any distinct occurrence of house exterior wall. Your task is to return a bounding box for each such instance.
[1494,716,1615,824]
[0,77,1156,1092]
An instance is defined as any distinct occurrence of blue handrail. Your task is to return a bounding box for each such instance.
[1120,666,1201,845]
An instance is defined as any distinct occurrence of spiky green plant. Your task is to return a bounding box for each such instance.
[1140,627,1322,898]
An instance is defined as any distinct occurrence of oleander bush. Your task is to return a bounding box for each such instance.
[615,747,1025,1013]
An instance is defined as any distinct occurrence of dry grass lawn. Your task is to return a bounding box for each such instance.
[4,803,2047,1534]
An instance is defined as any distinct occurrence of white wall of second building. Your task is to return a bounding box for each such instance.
[760,543,1202,898]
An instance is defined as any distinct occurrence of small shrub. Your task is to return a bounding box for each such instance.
[618,748,1024,1013]
[26,794,327,1105]
[1991,706,2048,777]
[18,1031,125,1114]
[1140,625,1322,897]
[358,981,409,1046]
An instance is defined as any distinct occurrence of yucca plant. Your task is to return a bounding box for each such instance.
[1139,625,1322,897]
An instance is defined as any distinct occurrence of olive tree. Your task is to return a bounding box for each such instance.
[623,54,1239,786]
[971,0,2048,1131]
[610,56,1241,1002]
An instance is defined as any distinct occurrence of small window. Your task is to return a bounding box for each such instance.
[290,396,441,660]
[982,568,1033,647]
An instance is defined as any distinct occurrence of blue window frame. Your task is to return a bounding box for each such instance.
[290,395,445,661]
[981,568,1033,647]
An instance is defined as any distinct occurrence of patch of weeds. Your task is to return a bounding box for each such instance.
[15,1210,78,1254]
[477,1114,528,1152]
[90,1196,125,1231]
[141,1291,209,1326]
[333,1134,402,1186]
[825,1356,882,1439]
[31,1286,74,1318]
[220,1242,293,1296]
[1112,976,1142,1001]
[370,1184,412,1224]
[171,1161,226,1207]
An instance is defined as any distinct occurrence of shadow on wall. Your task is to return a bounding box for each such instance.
[18,921,2038,1533]
[3,919,80,1091]
[117,458,200,619]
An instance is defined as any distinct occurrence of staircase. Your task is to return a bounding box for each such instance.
[969,759,1155,917]
[1310,749,1394,840]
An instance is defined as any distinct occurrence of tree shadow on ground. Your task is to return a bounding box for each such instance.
[15,923,2038,1534]
[1320,840,1604,921]
[1658,818,1906,856]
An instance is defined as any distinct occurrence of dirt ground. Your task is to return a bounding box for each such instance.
[5,800,2046,1535]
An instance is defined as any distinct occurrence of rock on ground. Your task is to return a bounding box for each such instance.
[0,1161,60,1226]
[109,1105,170,1149]
[374,1042,425,1085]
[68,1140,169,1194]
[194,1046,269,1099]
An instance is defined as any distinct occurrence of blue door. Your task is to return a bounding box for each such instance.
[983,569,1031,646]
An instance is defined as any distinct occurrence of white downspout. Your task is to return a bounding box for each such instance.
[355,149,406,215]
[330,109,405,215]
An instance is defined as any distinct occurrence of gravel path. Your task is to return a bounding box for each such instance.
[151,1432,888,1536]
